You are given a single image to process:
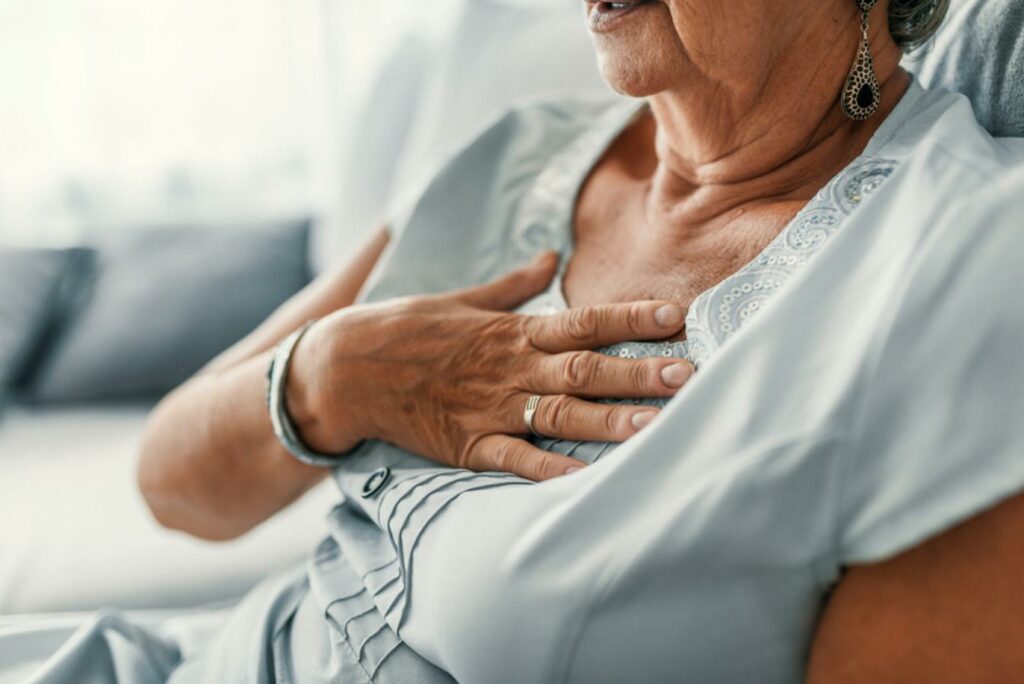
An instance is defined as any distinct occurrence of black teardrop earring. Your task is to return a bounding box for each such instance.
[841,0,881,121]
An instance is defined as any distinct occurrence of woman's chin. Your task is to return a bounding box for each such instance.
[593,44,685,98]
[586,2,685,97]
[598,64,658,98]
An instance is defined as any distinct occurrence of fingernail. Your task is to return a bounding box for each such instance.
[661,362,691,387]
[565,466,584,475]
[654,304,683,328]
[631,411,656,430]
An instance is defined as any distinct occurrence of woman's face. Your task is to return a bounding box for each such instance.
[583,0,843,98]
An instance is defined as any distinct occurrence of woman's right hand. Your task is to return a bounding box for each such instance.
[286,252,694,481]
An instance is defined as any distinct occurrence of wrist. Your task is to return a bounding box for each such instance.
[282,330,326,444]
[284,321,362,455]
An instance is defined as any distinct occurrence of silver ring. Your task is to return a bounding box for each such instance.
[524,395,542,437]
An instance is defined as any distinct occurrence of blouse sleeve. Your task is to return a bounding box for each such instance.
[838,166,1024,564]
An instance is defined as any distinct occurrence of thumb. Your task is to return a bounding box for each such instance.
[454,251,559,311]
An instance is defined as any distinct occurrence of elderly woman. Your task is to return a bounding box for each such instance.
[9,0,1024,681]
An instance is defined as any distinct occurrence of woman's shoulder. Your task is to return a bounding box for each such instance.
[805,87,1024,567]
[837,162,1024,566]
[865,90,1024,338]
[863,83,1024,257]
[887,83,1024,173]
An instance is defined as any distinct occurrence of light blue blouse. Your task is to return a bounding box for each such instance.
[321,79,1024,682]
[5,80,1024,684]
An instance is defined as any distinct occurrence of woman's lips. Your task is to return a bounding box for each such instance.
[585,0,653,33]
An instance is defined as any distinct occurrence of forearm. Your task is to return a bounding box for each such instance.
[137,226,390,541]
[137,351,325,540]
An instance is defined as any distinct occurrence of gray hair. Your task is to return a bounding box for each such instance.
[888,0,951,50]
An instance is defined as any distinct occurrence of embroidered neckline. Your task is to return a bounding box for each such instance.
[683,158,896,366]
[519,158,898,366]
[513,80,925,368]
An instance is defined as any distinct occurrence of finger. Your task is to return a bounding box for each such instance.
[530,352,694,398]
[526,300,685,352]
[454,251,559,311]
[467,434,586,482]
[526,394,660,443]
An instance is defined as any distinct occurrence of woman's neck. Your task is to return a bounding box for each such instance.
[642,31,908,234]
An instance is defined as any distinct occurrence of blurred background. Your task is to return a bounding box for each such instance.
[0,0,612,618]
[0,0,460,256]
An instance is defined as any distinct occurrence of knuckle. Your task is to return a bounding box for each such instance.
[489,313,522,346]
[563,307,597,342]
[491,440,514,472]
[630,361,652,392]
[456,434,483,470]
[534,453,557,480]
[561,352,593,391]
[626,304,647,335]
[544,395,574,433]
[404,293,438,312]
[519,315,542,350]
[603,407,623,436]
[504,445,528,475]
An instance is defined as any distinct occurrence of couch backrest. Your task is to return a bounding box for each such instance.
[903,0,1024,137]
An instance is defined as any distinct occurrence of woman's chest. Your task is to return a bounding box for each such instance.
[564,179,801,328]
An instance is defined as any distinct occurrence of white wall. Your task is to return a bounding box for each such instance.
[0,0,463,248]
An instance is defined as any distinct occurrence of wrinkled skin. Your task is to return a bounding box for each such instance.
[290,252,694,481]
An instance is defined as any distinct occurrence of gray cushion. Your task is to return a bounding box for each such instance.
[0,248,92,389]
[903,0,1024,137]
[28,220,310,403]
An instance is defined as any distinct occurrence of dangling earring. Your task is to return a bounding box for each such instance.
[841,0,881,121]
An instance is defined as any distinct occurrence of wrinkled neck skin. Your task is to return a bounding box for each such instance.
[641,2,909,234]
